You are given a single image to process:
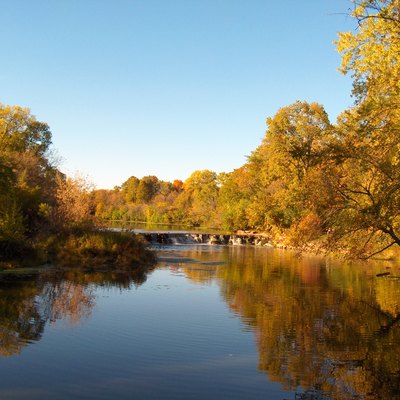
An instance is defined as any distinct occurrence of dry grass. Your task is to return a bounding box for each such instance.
[49,229,156,269]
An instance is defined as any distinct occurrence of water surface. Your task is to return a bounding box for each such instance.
[0,245,399,399]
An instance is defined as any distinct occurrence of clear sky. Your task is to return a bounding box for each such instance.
[1,0,356,189]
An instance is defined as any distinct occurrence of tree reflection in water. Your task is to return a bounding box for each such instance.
[2,247,400,399]
[177,247,400,399]
[0,276,45,357]
[0,265,155,357]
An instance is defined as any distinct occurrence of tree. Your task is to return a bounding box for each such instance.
[173,180,184,192]
[331,0,400,257]
[0,104,51,156]
[136,176,160,204]
[181,170,219,226]
[54,174,93,229]
[218,168,252,230]
[0,104,56,253]
[121,176,140,203]
[240,101,335,233]
[0,158,19,240]
[336,0,400,106]
[263,101,333,180]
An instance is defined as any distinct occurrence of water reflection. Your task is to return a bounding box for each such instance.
[1,246,400,399]
[0,276,45,356]
[169,247,400,399]
[0,266,155,357]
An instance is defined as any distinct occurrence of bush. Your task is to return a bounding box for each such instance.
[49,229,156,269]
[286,213,323,249]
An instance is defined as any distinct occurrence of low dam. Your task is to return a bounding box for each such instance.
[136,231,273,247]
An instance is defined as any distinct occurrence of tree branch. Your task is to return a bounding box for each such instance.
[359,240,396,259]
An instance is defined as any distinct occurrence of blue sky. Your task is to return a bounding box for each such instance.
[1,0,356,189]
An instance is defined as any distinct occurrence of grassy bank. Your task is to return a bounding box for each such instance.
[49,229,156,269]
[0,229,156,270]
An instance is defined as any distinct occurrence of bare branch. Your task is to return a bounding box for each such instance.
[359,240,396,259]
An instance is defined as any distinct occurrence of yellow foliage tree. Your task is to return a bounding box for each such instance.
[332,0,400,257]
[54,174,93,229]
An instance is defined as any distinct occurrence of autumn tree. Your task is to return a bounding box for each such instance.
[0,104,57,256]
[263,101,334,180]
[331,0,400,257]
[136,176,160,204]
[172,179,184,192]
[121,176,140,203]
[218,168,253,230]
[180,170,219,226]
[241,101,335,235]
[54,174,93,229]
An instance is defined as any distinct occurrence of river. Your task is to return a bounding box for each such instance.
[0,243,399,399]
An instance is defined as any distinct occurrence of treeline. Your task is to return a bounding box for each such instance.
[93,171,219,227]
[93,1,400,258]
[1,0,399,260]
[0,106,154,267]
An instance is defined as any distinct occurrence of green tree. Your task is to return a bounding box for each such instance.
[0,104,56,255]
[121,176,140,203]
[0,104,51,156]
[0,158,19,241]
[136,176,160,204]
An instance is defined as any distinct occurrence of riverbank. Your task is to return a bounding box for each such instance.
[0,229,156,270]
[139,228,400,262]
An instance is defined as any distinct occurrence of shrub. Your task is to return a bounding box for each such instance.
[50,229,156,269]
[286,213,323,249]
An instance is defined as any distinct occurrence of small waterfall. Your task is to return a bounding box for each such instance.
[143,233,198,245]
[142,232,272,247]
